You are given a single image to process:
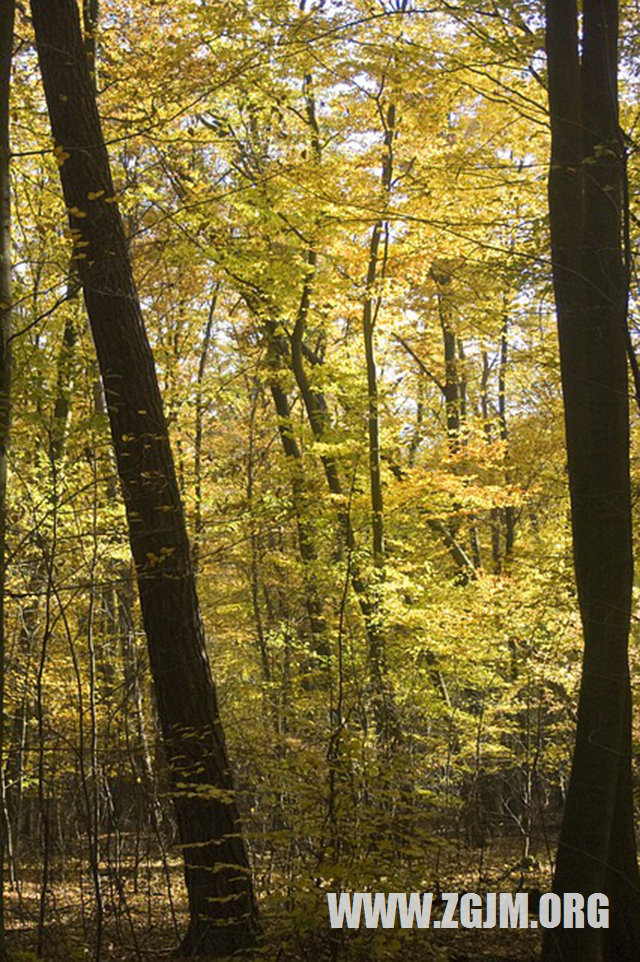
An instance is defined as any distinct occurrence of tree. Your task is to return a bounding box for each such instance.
[543,0,640,959]
[0,2,14,958]
[29,0,258,955]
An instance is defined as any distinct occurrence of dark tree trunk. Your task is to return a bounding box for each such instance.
[30,1,258,955]
[193,286,218,576]
[430,264,461,452]
[497,316,515,562]
[82,0,99,81]
[0,1,14,956]
[362,103,394,574]
[543,1,640,959]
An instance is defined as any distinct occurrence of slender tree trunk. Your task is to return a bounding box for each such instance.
[497,315,515,562]
[193,286,218,575]
[264,318,328,658]
[289,264,396,742]
[394,332,478,578]
[5,568,40,877]
[0,2,14,956]
[245,380,273,691]
[457,339,482,568]
[481,351,503,572]
[49,289,80,465]
[270,68,328,659]
[30,1,258,954]
[362,108,393,574]
[543,1,640,959]
[430,265,460,452]
[430,263,481,580]
[118,568,156,799]
[360,100,395,734]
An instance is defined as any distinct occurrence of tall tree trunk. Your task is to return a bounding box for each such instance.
[481,351,503,572]
[30,1,258,955]
[362,103,394,575]
[265,322,328,658]
[429,263,481,579]
[193,285,218,576]
[289,260,396,742]
[0,2,14,956]
[543,1,640,959]
[359,99,394,733]
[497,315,515,563]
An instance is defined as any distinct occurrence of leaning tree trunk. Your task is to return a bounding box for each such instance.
[30,1,258,955]
[543,1,640,960]
[0,2,14,958]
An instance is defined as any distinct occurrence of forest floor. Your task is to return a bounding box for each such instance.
[2,844,547,961]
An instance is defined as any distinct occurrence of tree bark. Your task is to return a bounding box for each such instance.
[543,1,640,959]
[30,1,258,955]
[0,1,14,956]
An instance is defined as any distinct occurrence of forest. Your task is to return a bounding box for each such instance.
[0,0,639,960]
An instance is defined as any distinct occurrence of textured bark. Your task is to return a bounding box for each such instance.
[0,1,13,955]
[82,0,99,80]
[30,1,257,955]
[543,1,640,959]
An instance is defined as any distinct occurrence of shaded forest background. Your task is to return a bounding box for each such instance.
[1,0,640,959]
